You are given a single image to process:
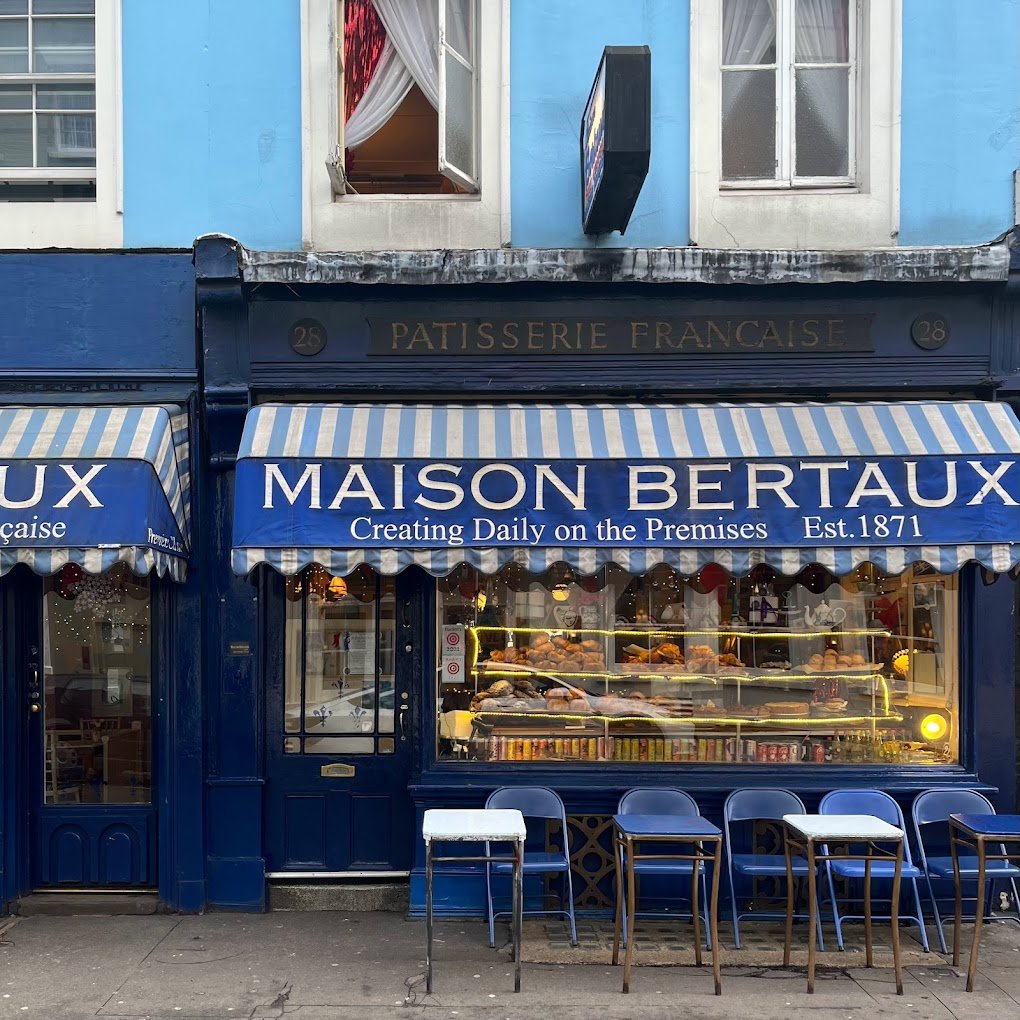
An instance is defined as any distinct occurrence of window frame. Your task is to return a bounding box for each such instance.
[691,0,900,250]
[720,0,858,190]
[302,0,508,251]
[0,0,121,247]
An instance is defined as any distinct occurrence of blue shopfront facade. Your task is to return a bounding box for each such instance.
[0,253,204,913]
[196,234,1020,914]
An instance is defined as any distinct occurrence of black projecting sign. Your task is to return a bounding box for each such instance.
[580,46,651,235]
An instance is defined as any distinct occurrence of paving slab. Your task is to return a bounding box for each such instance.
[0,910,1015,1020]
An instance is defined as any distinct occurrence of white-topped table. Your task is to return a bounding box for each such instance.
[423,808,527,993]
[782,813,905,995]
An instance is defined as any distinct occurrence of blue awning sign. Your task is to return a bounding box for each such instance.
[231,402,1020,578]
[0,406,191,580]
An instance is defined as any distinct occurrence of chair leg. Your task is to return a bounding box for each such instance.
[825,863,845,951]
[910,878,931,952]
[1010,878,1020,925]
[486,861,497,949]
[808,875,826,952]
[727,866,741,950]
[701,870,712,950]
[563,864,578,946]
[923,872,948,954]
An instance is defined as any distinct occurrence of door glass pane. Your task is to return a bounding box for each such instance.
[722,0,776,65]
[795,0,849,62]
[722,68,776,179]
[0,112,33,166]
[795,67,849,176]
[0,3,27,16]
[43,564,151,805]
[283,567,396,753]
[0,19,28,72]
[32,16,93,72]
[0,84,31,109]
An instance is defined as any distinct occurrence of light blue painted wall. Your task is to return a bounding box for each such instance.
[510,0,689,248]
[122,1,302,250]
[899,0,1020,246]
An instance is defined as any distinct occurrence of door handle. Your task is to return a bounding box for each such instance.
[399,704,409,741]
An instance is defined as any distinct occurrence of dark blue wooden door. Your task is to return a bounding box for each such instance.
[26,567,157,887]
[264,567,415,873]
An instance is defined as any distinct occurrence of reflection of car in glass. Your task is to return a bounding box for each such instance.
[46,675,150,730]
[287,683,395,731]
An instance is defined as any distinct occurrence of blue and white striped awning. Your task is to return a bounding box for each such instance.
[232,402,1020,578]
[0,405,191,581]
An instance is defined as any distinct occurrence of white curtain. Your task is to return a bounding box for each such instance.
[722,0,777,66]
[344,0,439,151]
[344,1,473,151]
[345,38,414,151]
[795,0,848,61]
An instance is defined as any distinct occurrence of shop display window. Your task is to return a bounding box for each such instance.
[435,562,958,766]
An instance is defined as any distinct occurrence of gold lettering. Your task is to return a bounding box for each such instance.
[432,322,456,351]
[679,321,703,349]
[550,321,572,350]
[828,319,847,347]
[391,322,408,350]
[707,320,731,349]
[527,321,545,350]
[631,321,649,349]
[590,322,607,350]
[761,320,782,346]
[502,321,520,349]
[408,323,433,349]
[735,320,762,348]
[655,321,672,350]
[477,321,494,350]
[801,319,820,347]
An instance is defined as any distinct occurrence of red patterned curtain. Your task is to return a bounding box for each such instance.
[344,0,388,123]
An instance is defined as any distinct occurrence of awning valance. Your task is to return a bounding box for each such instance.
[0,405,191,581]
[231,402,1020,578]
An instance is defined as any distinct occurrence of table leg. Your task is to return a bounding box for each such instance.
[951,826,962,966]
[783,831,794,968]
[890,839,903,996]
[966,836,986,993]
[512,836,523,993]
[709,838,722,996]
[864,850,873,968]
[623,837,636,994]
[612,831,623,967]
[806,839,818,994]
[425,839,434,994]
[691,845,703,969]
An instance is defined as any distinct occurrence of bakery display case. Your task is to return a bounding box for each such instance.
[435,562,959,767]
[464,624,904,764]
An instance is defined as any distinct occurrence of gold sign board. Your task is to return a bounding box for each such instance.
[320,763,355,778]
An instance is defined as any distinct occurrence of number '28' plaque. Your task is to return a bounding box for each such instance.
[288,318,327,356]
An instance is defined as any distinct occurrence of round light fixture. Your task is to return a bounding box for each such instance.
[551,584,570,602]
[920,713,948,741]
[327,576,348,598]
[892,649,911,677]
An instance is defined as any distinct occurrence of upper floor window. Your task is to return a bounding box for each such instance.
[332,0,477,196]
[722,0,855,187]
[0,0,96,202]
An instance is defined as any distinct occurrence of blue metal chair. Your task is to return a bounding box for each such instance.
[912,788,1020,954]
[723,788,824,950]
[819,789,930,951]
[485,786,577,948]
[616,787,712,948]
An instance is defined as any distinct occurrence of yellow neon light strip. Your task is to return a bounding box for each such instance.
[470,626,891,640]
[473,712,904,725]
[475,668,886,685]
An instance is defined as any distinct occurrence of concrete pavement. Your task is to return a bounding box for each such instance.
[0,908,1018,1019]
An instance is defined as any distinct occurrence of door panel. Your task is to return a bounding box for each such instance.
[265,567,415,874]
[26,565,157,887]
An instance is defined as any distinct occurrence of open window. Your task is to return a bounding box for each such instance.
[329,0,478,196]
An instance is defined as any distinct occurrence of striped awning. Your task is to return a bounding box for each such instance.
[232,402,1020,578]
[0,405,191,581]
